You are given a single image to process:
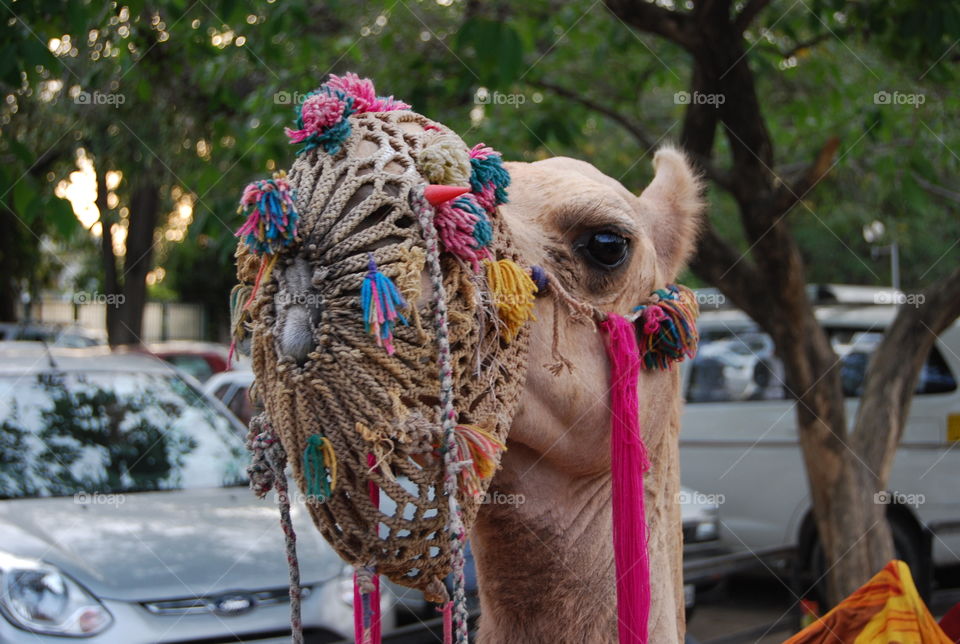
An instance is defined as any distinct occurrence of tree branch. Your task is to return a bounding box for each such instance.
[854,266,960,478]
[603,0,695,50]
[912,172,960,204]
[689,221,773,330]
[532,79,736,191]
[531,79,654,149]
[734,0,772,32]
[777,136,840,211]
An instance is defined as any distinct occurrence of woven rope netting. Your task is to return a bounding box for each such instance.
[236,110,530,596]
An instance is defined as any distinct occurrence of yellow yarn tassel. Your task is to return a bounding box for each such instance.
[485,259,537,342]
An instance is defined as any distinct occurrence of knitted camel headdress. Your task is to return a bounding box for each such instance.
[231,73,536,643]
[233,73,702,644]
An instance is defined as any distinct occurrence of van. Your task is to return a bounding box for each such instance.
[679,287,960,598]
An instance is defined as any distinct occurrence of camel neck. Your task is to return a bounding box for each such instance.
[469,406,685,644]
[470,443,618,643]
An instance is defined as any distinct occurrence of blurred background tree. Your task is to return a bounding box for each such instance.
[2,0,958,607]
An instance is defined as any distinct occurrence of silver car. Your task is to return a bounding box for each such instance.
[0,343,402,643]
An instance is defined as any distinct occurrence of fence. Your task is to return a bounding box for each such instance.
[29,297,205,342]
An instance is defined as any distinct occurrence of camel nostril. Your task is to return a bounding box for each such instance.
[275,257,323,365]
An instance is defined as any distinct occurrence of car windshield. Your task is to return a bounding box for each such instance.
[0,371,248,499]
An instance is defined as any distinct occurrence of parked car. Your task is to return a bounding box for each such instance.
[0,322,105,348]
[679,291,960,599]
[147,341,235,383]
[0,343,415,643]
[207,370,722,615]
[205,368,257,426]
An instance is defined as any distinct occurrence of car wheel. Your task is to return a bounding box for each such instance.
[801,513,930,610]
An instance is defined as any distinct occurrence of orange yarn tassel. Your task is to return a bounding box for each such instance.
[485,258,537,342]
[452,424,506,498]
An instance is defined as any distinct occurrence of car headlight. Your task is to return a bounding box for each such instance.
[0,552,112,636]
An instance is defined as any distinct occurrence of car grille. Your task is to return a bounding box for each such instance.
[164,627,342,644]
[142,586,311,616]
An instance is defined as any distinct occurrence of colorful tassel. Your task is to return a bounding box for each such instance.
[601,313,651,644]
[360,255,409,354]
[303,434,337,502]
[468,143,510,211]
[633,285,699,370]
[434,193,491,269]
[235,171,299,255]
[485,258,537,342]
[451,424,506,499]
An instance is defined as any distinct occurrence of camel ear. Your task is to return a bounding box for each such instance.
[637,146,704,281]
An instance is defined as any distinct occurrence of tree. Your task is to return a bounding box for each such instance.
[598,0,960,603]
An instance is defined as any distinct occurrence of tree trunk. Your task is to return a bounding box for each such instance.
[0,208,26,321]
[97,171,160,347]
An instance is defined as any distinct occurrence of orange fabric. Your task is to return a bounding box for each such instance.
[785,560,951,644]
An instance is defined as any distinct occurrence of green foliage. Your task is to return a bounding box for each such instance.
[2,0,957,333]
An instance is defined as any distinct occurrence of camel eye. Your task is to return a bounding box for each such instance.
[575,231,630,269]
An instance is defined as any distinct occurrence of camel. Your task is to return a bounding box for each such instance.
[237,79,703,643]
[472,151,703,644]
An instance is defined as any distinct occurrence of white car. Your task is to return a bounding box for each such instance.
[0,343,407,643]
[679,290,960,599]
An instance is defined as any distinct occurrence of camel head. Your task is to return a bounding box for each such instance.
[500,152,703,476]
[471,152,704,644]
[234,74,703,644]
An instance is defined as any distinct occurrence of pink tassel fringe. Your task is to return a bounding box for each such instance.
[354,454,382,644]
[601,313,651,644]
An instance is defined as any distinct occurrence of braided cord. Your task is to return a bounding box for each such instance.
[412,188,470,644]
[249,427,303,644]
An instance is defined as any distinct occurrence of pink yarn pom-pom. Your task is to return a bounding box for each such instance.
[468,143,497,160]
[326,72,410,113]
[434,194,489,270]
[286,93,347,144]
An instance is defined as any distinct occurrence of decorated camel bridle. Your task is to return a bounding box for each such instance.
[230,74,698,644]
